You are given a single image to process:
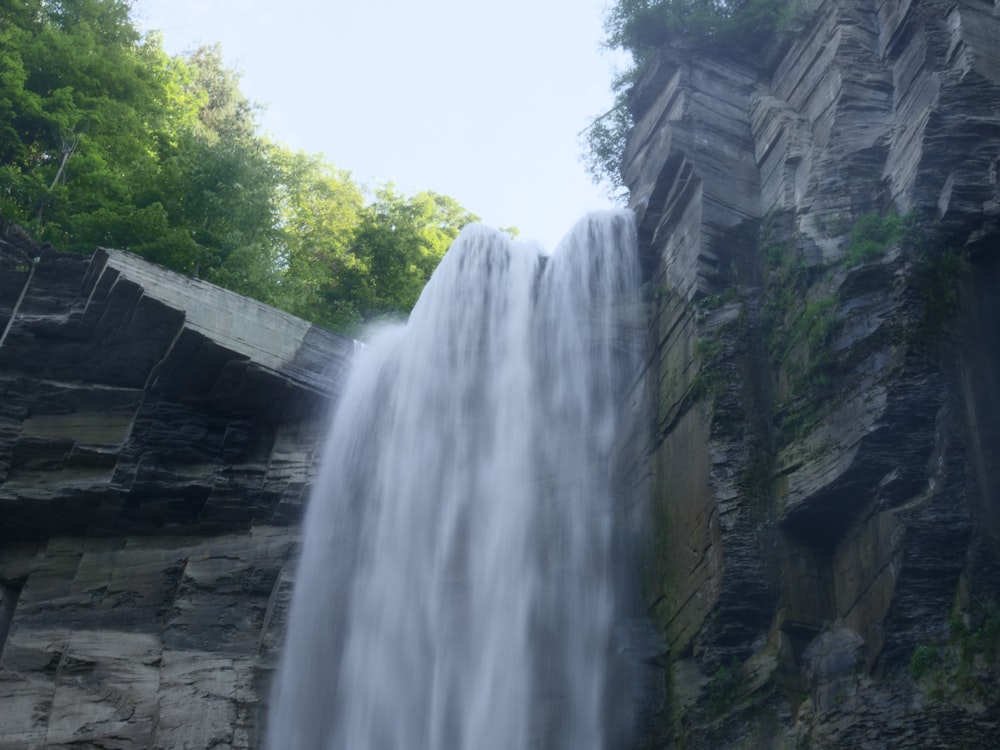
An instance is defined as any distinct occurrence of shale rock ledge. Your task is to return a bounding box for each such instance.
[0,227,355,749]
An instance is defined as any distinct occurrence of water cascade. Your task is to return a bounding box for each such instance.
[267,211,644,749]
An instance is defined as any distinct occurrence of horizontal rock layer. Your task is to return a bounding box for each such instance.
[0,225,355,748]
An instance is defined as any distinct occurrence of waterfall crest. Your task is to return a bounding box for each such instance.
[267,211,643,750]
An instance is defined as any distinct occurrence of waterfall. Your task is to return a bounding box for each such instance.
[266,211,644,750]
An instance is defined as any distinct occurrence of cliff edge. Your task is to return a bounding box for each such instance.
[619,0,1000,746]
[0,221,355,749]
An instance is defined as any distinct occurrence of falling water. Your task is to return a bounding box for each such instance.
[266,211,644,750]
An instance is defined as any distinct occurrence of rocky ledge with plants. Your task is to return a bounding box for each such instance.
[606,0,1000,746]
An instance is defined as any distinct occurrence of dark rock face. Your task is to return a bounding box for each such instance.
[2,1,1000,745]
[0,223,354,748]
[621,0,1000,746]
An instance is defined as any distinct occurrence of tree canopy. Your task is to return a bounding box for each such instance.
[0,0,483,337]
[604,0,786,64]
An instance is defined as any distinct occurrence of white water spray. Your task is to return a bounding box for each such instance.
[267,211,643,750]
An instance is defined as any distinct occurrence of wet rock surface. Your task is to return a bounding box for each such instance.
[621,0,1000,746]
[0,223,354,749]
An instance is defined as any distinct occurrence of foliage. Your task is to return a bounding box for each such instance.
[707,658,743,716]
[845,212,909,266]
[758,211,842,444]
[690,333,726,401]
[0,0,163,245]
[950,600,1000,667]
[582,93,632,199]
[640,281,671,302]
[911,230,962,331]
[263,149,364,324]
[909,644,939,679]
[183,44,258,143]
[910,601,1000,702]
[330,187,480,333]
[799,296,839,356]
[583,0,791,193]
[0,0,483,336]
[606,0,786,65]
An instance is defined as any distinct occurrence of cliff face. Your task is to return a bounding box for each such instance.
[0,222,355,749]
[620,0,1000,746]
[2,0,999,746]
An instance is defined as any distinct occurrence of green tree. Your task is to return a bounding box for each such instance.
[605,0,785,63]
[129,44,276,280]
[0,0,483,338]
[332,186,480,331]
[183,43,258,143]
[267,147,366,328]
[0,0,165,247]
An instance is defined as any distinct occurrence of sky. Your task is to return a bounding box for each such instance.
[133,0,629,250]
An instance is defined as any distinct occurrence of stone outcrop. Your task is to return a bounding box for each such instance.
[0,222,355,749]
[620,0,1000,746]
[3,0,1000,746]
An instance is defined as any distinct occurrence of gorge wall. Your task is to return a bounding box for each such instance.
[618,0,1000,746]
[1,0,1000,747]
[0,221,355,749]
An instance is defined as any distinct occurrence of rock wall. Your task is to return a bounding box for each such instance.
[621,0,1000,746]
[3,1,1000,746]
[0,223,355,749]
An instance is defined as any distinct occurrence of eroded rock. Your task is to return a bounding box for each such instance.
[0,226,354,749]
[622,0,1000,746]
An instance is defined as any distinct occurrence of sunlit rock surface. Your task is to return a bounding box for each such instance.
[622,0,1000,746]
[0,223,355,749]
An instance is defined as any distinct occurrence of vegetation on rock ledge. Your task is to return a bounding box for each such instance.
[605,0,788,64]
[911,601,1000,703]
[584,0,790,191]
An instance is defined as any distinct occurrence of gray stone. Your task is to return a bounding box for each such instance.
[620,0,1000,746]
[0,225,355,749]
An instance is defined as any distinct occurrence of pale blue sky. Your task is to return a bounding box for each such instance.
[134,0,628,249]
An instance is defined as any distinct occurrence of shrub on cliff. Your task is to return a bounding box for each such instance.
[605,0,787,64]
[584,0,788,192]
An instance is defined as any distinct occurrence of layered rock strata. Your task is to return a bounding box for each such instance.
[0,224,355,749]
[621,0,1000,746]
[2,0,1000,746]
